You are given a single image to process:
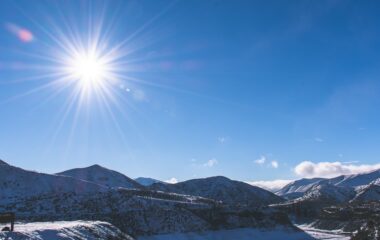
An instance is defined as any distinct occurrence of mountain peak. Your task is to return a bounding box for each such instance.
[205,176,231,181]
[88,164,105,169]
[57,164,142,189]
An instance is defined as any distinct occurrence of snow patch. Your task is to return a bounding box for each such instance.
[0,221,132,240]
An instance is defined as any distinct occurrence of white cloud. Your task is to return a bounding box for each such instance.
[294,161,380,178]
[254,156,280,168]
[203,158,218,167]
[254,156,266,165]
[165,177,178,184]
[271,160,279,168]
[247,179,293,192]
[218,137,227,143]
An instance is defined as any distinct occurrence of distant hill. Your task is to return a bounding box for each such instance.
[57,164,143,189]
[150,176,284,207]
[0,160,106,204]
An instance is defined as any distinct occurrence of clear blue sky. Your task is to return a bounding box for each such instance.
[1,0,380,183]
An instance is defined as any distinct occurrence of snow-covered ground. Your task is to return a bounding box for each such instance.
[0,221,132,240]
[296,224,351,240]
[0,221,354,240]
[138,227,315,240]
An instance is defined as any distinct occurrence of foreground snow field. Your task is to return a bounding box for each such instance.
[0,221,132,240]
[0,221,354,240]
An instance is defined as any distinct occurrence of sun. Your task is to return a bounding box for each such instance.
[66,49,112,92]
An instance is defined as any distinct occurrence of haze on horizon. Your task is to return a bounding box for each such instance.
[1,0,380,190]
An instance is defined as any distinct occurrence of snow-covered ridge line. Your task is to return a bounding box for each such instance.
[276,168,380,202]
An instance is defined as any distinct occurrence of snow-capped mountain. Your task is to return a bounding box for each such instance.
[150,176,284,207]
[273,183,357,218]
[135,177,163,186]
[57,164,143,189]
[351,184,380,202]
[0,160,106,204]
[296,183,356,204]
[275,183,356,212]
[276,178,325,199]
[323,169,380,189]
[273,172,380,222]
[276,169,380,200]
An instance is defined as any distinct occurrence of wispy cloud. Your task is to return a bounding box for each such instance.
[254,156,266,165]
[247,179,293,192]
[254,156,279,168]
[294,161,380,178]
[271,160,279,168]
[203,158,218,167]
[165,177,178,184]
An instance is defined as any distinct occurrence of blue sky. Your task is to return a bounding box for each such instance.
[1,0,380,186]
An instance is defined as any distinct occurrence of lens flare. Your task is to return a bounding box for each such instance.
[66,50,110,92]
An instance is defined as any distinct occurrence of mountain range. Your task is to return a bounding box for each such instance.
[1,158,379,239]
[0,159,295,238]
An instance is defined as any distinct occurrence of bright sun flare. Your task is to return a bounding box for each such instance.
[67,51,111,91]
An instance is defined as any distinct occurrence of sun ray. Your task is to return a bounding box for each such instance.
[1,0,196,158]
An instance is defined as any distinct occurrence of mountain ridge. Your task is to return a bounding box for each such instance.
[149,175,284,207]
[57,164,143,189]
